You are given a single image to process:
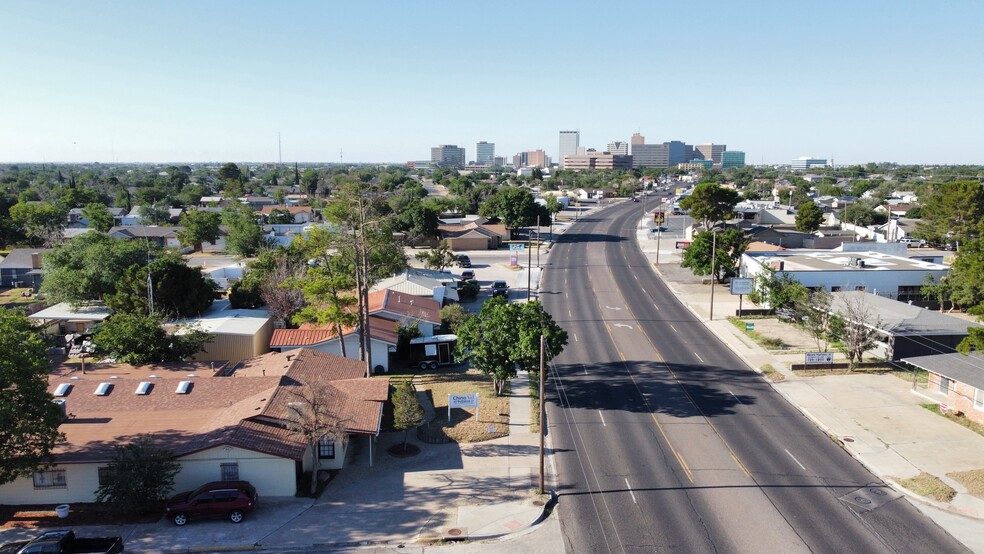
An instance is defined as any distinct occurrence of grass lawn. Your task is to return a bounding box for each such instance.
[921,403,984,438]
[759,364,786,382]
[0,288,43,306]
[727,317,787,350]
[409,367,510,443]
[894,472,956,502]
[947,469,984,500]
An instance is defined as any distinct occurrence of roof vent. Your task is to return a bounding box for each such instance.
[110,375,120,379]
[176,381,192,394]
[148,374,159,379]
[70,376,81,380]
[186,374,198,378]
[54,383,72,397]
[135,381,152,395]
[94,382,113,396]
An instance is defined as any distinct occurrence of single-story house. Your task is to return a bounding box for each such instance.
[0,248,47,289]
[108,226,183,249]
[269,316,399,373]
[260,205,315,224]
[120,207,183,227]
[373,269,459,305]
[830,291,983,361]
[741,250,949,305]
[368,289,441,337]
[902,352,984,425]
[0,351,387,504]
[437,217,510,251]
[28,302,111,336]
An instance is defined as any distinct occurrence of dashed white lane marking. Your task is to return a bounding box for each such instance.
[669,324,678,333]
[624,478,637,504]
[730,391,743,404]
[785,449,807,471]
[599,411,607,427]
[694,352,704,363]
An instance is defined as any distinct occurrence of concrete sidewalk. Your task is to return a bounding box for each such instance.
[635,214,984,551]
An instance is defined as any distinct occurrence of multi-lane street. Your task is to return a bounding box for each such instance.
[540,196,968,553]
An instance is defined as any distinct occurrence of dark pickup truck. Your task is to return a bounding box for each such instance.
[0,530,123,554]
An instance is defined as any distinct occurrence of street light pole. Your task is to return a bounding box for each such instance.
[709,229,718,321]
[539,334,545,493]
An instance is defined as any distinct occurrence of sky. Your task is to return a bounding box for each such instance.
[1,1,982,166]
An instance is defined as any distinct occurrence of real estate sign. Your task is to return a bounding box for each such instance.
[448,393,480,421]
[730,278,754,295]
[805,352,834,364]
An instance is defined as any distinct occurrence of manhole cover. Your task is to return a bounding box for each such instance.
[842,437,855,443]
[447,528,463,537]
[532,500,545,506]
[839,486,900,511]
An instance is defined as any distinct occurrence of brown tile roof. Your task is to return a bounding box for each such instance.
[51,361,230,379]
[367,289,440,324]
[47,349,385,463]
[260,205,313,214]
[271,316,398,348]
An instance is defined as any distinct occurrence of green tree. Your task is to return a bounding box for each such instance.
[106,254,217,318]
[41,233,156,307]
[793,288,836,351]
[392,380,424,451]
[678,183,739,230]
[478,186,542,230]
[748,272,809,311]
[9,201,67,246]
[218,162,242,183]
[843,202,881,227]
[916,181,984,249]
[922,274,950,312]
[82,202,114,233]
[414,240,457,271]
[395,203,440,245]
[222,205,271,258]
[680,228,748,283]
[266,208,295,224]
[93,313,214,364]
[456,298,567,396]
[439,303,472,333]
[94,436,180,515]
[176,209,221,251]
[944,242,984,309]
[229,270,265,309]
[0,309,64,486]
[291,257,358,358]
[795,201,824,233]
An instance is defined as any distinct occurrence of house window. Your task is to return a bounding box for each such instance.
[33,469,67,490]
[939,376,953,395]
[97,467,114,487]
[318,437,336,460]
[220,463,239,481]
[975,389,984,411]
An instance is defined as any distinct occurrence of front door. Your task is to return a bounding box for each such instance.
[438,343,451,364]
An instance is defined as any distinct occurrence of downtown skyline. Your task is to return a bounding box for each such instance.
[2,1,982,166]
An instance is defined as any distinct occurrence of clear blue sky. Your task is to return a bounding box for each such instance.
[2,1,981,165]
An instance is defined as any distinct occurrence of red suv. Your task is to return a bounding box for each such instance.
[166,481,258,526]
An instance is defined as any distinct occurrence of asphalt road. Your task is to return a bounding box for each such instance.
[540,196,968,553]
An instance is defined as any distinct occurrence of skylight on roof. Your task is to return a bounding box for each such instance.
[54,383,72,397]
[94,382,112,396]
[176,381,192,394]
[135,381,152,395]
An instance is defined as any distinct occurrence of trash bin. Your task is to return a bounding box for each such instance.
[55,504,70,518]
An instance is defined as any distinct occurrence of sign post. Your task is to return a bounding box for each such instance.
[448,393,480,422]
[730,278,754,317]
[805,352,834,371]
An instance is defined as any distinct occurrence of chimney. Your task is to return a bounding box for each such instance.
[31,252,41,269]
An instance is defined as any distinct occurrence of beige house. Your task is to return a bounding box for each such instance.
[437,217,509,251]
[0,351,387,504]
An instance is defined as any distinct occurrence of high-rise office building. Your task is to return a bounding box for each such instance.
[493,156,507,167]
[430,145,466,168]
[631,140,687,168]
[791,157,827,170]
[721,151,746,169]
[513,151,528,167]
[559,130,580,168]
[631,143,660,168]
[607,141,629,156]
[564,152,633,171]
[695,143,726,165]
[630,132,645,145]
[476,141,495,166]
[528,149,548,168]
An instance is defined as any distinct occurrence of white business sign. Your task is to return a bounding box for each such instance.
[448,393,480,421]
[805,352,834,364]
[730,278,754,295]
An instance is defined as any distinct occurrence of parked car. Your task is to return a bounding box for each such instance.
[0,529,123,554]
[456,255,472,268]
[460,270,475,281]
[491,280,509,298]
[166,480,259,526]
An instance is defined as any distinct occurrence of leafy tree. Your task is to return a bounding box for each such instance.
[395,203,440,245]
[137,203,170,226]
[681,228,748,283]
[218,162,243,183]
[93,313,214,364]
[106,254,216,318]
[176,209,221,251]
[904,206,922,219]
[291,257,357,358]
[94,436,180,515]
[9,201,67,246]
[478,186,543,230]
[392,380,424,451]
[457,279,479,302]
[944,242,984,310]
[82,202,114,232]
[748,272,809,311]
[439,303,472,333]
[222,205,272,258]
[266,208,295,225]
[678,183,739,230]
[921,274,950,312]
[844,202,882,227]
[41,233,157,306]
[916,181,984,249]
[301,168,320,196]
[0,310,64,486]
[795,201,824,233]
[229,270,265,309]
[396,321,422,358]
[456,298,567,396]
[793,288,836,351]
[414,240,457,271]
[544,196,563,216]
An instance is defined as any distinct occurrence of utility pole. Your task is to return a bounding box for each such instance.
[539,334,546,493]
[536,215,541,270]
[527,224,533,301]
[709,229,718,321]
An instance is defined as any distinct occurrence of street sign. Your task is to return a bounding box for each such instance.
[675,241,691,249]
[509,243,525,251]
[730,278,754,295]
[805,352,834,365]
[745,322,754,331]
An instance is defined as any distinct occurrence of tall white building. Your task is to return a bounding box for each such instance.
[559,130,580,168]
[476,141,495,166]
[607,141,629,156]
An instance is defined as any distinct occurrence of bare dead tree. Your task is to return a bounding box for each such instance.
[260,257,306,327]
[837,292,883,370]
[284,383,352,495]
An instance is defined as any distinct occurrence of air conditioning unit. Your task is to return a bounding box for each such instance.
[52,399,67,421]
